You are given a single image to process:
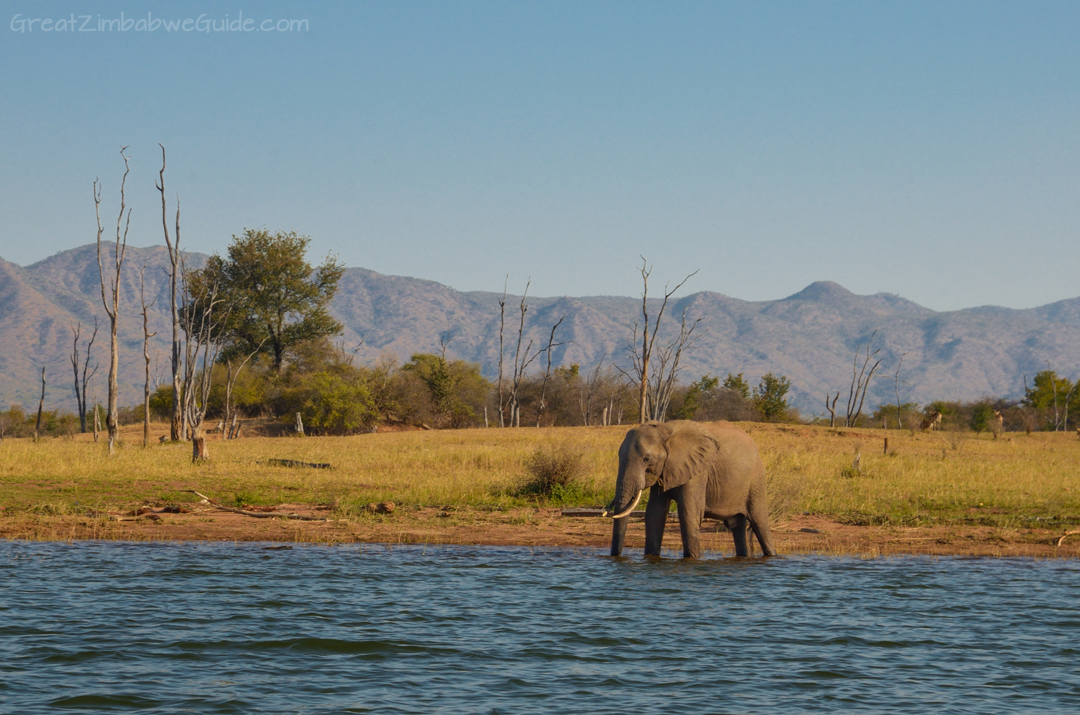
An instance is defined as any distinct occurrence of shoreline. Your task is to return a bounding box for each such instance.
[4,423,1078,559]
[3,508,1078,558]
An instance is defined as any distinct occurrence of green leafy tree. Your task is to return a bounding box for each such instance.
[970,402,995,434]
[1024,370,1071,409]
[403,353,491,428]
[200,229,345,370]
[284,371,377,435]
[554,364,580,382]
[752,373,791,422]
[871,402,920,428]
[723,373,750,400]
[671,374,719,420]
[1024,369,1076,430]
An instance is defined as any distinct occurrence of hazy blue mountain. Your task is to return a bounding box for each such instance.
[2,244,1078,415]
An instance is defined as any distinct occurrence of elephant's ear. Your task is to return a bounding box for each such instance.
[660,424,719,490]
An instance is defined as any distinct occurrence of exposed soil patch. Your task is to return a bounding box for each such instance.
[3,508,1077,558]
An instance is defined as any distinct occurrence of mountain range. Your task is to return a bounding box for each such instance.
[2,243,1078,415]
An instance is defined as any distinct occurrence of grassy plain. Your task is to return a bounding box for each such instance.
[2,421,1079,555]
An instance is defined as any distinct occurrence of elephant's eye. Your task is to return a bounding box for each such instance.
[642,456,651,463]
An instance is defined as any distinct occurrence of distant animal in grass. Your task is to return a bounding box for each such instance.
[920,411,943,432]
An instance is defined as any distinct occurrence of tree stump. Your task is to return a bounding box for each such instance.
[191,431,210,462]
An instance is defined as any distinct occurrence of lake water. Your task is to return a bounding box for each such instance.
[2,542,1079,714]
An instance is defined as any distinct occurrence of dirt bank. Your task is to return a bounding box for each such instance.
[3,506,1078,558]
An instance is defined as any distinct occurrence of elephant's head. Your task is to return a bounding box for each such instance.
[604,420,719,518]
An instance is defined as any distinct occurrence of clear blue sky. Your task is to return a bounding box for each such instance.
[1,0,1077,310]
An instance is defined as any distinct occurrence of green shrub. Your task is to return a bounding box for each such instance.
[516,442,587,498]
[278,371,377,435]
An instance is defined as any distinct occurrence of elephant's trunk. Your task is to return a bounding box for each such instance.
[603,489,642,519]
[608,443,646,555]
[611,515,629,556]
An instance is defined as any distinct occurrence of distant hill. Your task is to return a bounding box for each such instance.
[2,244,1078,415]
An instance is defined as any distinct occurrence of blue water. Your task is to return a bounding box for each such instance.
[1,542,1079,714]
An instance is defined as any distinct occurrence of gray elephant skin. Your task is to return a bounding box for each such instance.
[605,420,776,558]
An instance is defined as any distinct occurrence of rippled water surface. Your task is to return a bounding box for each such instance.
[2,542,1079,713]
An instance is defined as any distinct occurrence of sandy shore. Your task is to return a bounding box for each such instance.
[3,506,1078,558]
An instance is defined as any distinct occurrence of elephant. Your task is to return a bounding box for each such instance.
[603,420,776,558]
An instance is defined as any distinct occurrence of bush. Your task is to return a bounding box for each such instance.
[148,384,174,420]
[401,353,491,428]
[753,373,792,422]
[516,442,588,498]
[970,402,995,434]
[0,405,79,438]
[278,371,377,435]
[669,373,760,422]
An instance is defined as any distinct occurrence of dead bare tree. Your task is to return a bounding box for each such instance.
[885,352,909,430]
[94,146,132,454]
[578,355,608,426]
[69,319,99,433]
[496,277,507,427]
[140,268,158,447]
[1064,381,1078,434]
[438,328,456,362]
[222,337,266,440]
[507,281,542,428]
[91,377,100,442]
[1045,360,1064,431]
[179,258,229,461]
[625,257,697,423]
[333,336,365,367]
[155,144,184,442]
[601,366,628,426]
[535,315,566,427]
[825,392,839,428]
[844,331,884,427]
[644,308,702,421]
[34,367,46,441]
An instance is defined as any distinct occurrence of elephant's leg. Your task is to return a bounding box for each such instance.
[644,485,670,556]
[747,491,777,557]
[725,513,749,557]
[675,491,704,559]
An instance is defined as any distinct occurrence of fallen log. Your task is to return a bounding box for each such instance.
[267,459,332,469]
[82,508,165,522]
[185,490,328,521]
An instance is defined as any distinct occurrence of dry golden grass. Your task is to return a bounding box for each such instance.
[0,424,618,516]
[751,424,1080,528]
[2,422,1078,529]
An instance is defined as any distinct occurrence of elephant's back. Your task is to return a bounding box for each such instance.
[703,421,763,460]
[706,421,765,487]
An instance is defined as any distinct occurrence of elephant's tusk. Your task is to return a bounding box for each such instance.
[605,490,642,519]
